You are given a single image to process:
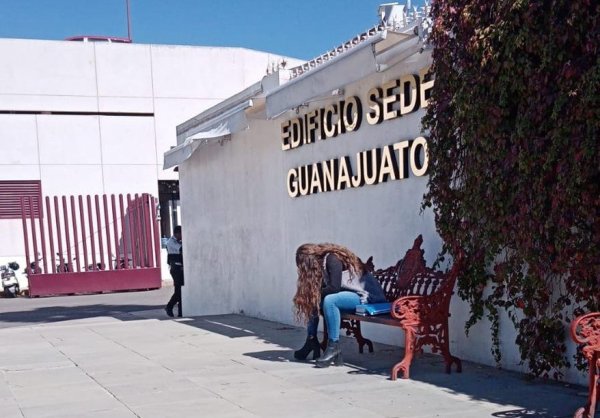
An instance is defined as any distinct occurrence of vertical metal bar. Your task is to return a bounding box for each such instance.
[103,195,113,270]
[135,195,142,266]
[86,195,97,270]
[111,195,120,270]
[133,193,143,267]
[78,196,89,270]
[142,193,153,267]
[126,0,132,42]
[21,197,32,276]
[138,194,144,266]
[62,196,72,272]
[45,197,56,274]
[151,196,161,269]
[29,198,40,273]
[54,196,65,273]
[95,195,105,270]
[127,194,138,268]
[54,196,67,273]
[138,194,146,267]
[119,194,129,269]
[139,194,147,267]
[147,196,153,267]
[70,196,81,273]
[37,195,48,273]
[130,194,137,267]
[54,196,64,272]
[146,195,153,267]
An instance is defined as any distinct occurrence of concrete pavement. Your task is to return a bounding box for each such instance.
[0,287,592,417]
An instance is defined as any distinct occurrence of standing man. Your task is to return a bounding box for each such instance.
[165,225,184,317]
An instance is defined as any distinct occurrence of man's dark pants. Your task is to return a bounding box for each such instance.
[166,267,184,317]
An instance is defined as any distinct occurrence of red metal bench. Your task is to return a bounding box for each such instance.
[326,235,463,380]
[571,312,600,418]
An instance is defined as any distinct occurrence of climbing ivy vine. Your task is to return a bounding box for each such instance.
[422,0,599,378]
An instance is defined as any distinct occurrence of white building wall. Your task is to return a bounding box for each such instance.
[181,53,440,316]
[0,38,302,264]
[179,53,588,385]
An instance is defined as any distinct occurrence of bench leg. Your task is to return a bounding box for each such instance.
[438,323,462,374]
[392,327,416,380]
[575,355,598,418]
[341,320,373,354]
[321,319,374,354]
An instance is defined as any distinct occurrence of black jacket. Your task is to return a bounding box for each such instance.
[321,254,343,299]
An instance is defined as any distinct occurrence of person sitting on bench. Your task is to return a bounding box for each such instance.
[292,243,386,367]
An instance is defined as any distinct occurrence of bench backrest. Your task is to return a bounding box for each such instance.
[399,255,465,324]
[372,235,463,303]
[399,269,447,298]
[372,235,427,302]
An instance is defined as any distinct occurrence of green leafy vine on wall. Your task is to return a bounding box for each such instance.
[422,0,599,378]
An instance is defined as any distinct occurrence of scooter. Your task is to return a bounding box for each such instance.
[1,262,21,298]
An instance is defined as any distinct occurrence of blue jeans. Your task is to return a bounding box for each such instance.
[305,292,361,341]
[323,291,361,341]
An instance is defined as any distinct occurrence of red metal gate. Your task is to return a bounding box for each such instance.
[21,193,162,297]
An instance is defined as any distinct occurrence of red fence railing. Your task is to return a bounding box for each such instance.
[21,193,161,275]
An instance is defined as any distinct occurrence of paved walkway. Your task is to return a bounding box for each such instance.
[0,288,592,417]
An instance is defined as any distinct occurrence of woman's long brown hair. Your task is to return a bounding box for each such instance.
[292,243,363,324]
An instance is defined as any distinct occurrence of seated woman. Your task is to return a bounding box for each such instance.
[292,243,386,368]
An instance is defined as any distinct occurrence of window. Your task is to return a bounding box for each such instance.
[0,181,42,219]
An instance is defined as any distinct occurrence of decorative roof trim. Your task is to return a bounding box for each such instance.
[288,2,432,80]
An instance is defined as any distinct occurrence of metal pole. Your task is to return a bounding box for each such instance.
[119,194,129,269]
[111,195,120,270]
[126,0,132,42]
[62,196,72,272]
[70,196,81,272]
[46,197,56,273]
[79,196,89,270]
[53,197,62,273]
[151,196,161,269]
[21,197,32,276]
[87,195,97,271]
[95,195,105,270]
[103,195,113,270]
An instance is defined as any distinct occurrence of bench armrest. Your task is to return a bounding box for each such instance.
[570,312,600,360]
[391,295,434,325]
[390,251,464,326]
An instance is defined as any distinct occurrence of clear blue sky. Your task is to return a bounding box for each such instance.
[0,0,425,60]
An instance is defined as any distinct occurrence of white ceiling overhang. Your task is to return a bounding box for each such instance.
[163,100,252,169]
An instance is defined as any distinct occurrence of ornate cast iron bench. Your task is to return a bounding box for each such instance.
[324,235,463,380]
[571,312,600,418]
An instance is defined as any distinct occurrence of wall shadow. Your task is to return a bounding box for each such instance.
[0,303,164,327]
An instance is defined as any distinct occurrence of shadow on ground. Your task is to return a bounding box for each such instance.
[178,314,590,418]
[0,287,169,328]
[0,291,589,418]
[0,303,165,326]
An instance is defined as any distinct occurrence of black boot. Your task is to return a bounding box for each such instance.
[294,336,321,360]
[315,340,343,368]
